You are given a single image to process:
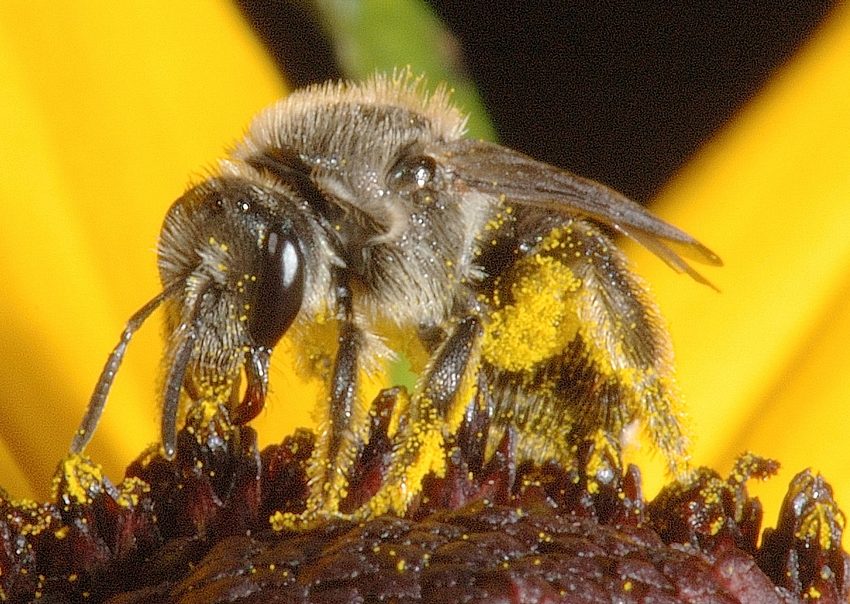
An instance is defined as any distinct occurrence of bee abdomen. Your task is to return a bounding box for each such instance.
[478,223,689,473]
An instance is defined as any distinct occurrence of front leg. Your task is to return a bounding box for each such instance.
[367,314,485,517]
[303,281,373,516]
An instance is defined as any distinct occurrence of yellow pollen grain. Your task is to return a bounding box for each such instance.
[482,254,582,372]
[56,455,104,505]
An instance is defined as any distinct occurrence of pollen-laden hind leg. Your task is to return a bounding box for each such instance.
[480,222,691,477]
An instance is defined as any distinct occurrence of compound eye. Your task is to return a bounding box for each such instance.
[248,224,304,349]
[389,153,436,191]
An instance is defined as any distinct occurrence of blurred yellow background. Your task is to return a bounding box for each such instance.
[624,2,850,532]
[0,1,292,496]
[1,0,848,549]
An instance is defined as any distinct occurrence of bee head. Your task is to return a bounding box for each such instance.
[70,175,307,460]
[153,176,305,456]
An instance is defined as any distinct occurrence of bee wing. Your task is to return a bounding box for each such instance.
[434,139,721,287]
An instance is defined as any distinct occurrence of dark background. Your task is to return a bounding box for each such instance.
[237,1,836,203]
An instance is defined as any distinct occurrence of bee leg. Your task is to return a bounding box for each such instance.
[303,284,372,517]
[563,228,691,476]
[418,315,483,424]
[366,315,484,518]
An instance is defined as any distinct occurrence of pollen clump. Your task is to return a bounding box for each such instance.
[54,455,104,506]
[482,253,582,373]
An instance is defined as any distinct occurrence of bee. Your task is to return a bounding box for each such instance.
[70,73,720,520]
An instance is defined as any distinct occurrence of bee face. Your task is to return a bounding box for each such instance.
[71,73,720,519]
[155,179,306,442]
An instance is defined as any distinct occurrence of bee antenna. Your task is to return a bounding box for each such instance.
[160,317,199,460]
[70,287,174,455]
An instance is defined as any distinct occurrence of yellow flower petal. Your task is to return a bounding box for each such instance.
[0,1,286,499]
[624,4,850,535]
[2,2,848,555]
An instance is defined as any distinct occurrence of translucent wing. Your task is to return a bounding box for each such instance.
[433,139,721,287]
